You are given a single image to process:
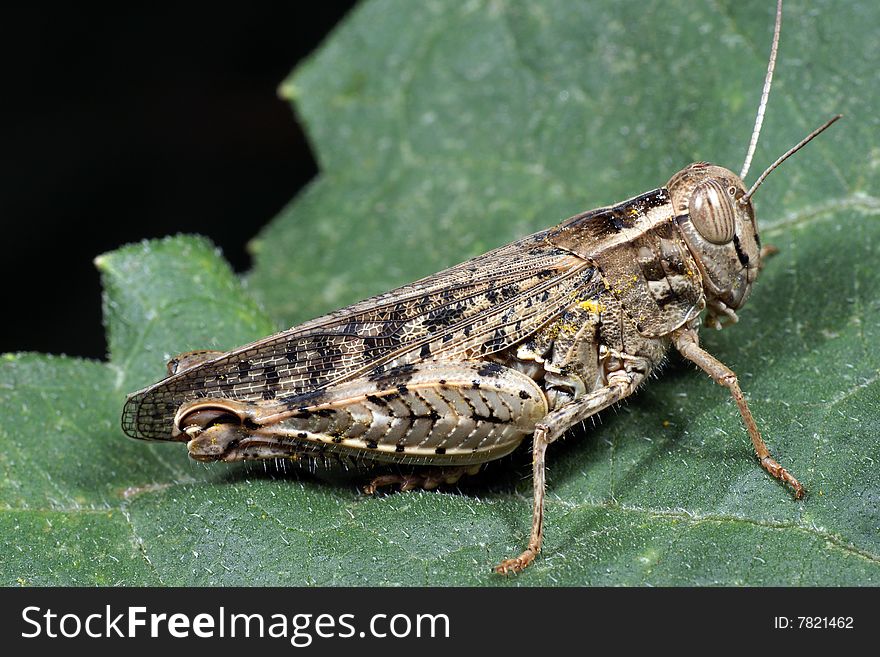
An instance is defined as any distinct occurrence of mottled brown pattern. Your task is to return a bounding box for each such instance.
[122,230,598,440]
[182,361,548,466]
[548,188,703,337]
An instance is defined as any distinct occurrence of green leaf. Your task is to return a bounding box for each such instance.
[2,0,878,585]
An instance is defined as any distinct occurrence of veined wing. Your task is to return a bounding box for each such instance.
[122,228,599,440]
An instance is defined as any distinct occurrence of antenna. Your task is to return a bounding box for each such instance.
[740,0,783,181]
[740,115,841,203]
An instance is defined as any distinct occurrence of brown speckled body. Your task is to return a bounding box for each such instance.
[122,187,693,467]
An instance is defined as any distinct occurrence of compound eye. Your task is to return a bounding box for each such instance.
[690,179,736,244]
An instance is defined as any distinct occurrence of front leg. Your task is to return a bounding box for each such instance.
[494,362,649,574]
[673,328,804,498]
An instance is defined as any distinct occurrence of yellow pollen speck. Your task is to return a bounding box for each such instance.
[662,419,671,428]
[578,299,605,313]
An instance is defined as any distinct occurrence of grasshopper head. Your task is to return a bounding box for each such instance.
[667,162,760,326]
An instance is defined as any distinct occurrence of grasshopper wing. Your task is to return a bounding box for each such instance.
[122,228,600,440]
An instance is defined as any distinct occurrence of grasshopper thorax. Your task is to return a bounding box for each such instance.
[667,162,760,324]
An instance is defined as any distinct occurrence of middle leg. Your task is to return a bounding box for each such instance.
[494,361,649,574]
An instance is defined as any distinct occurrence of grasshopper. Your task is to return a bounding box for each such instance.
[122,0,838,574]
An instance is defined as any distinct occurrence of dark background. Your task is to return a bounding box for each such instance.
[0,4,356,359]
